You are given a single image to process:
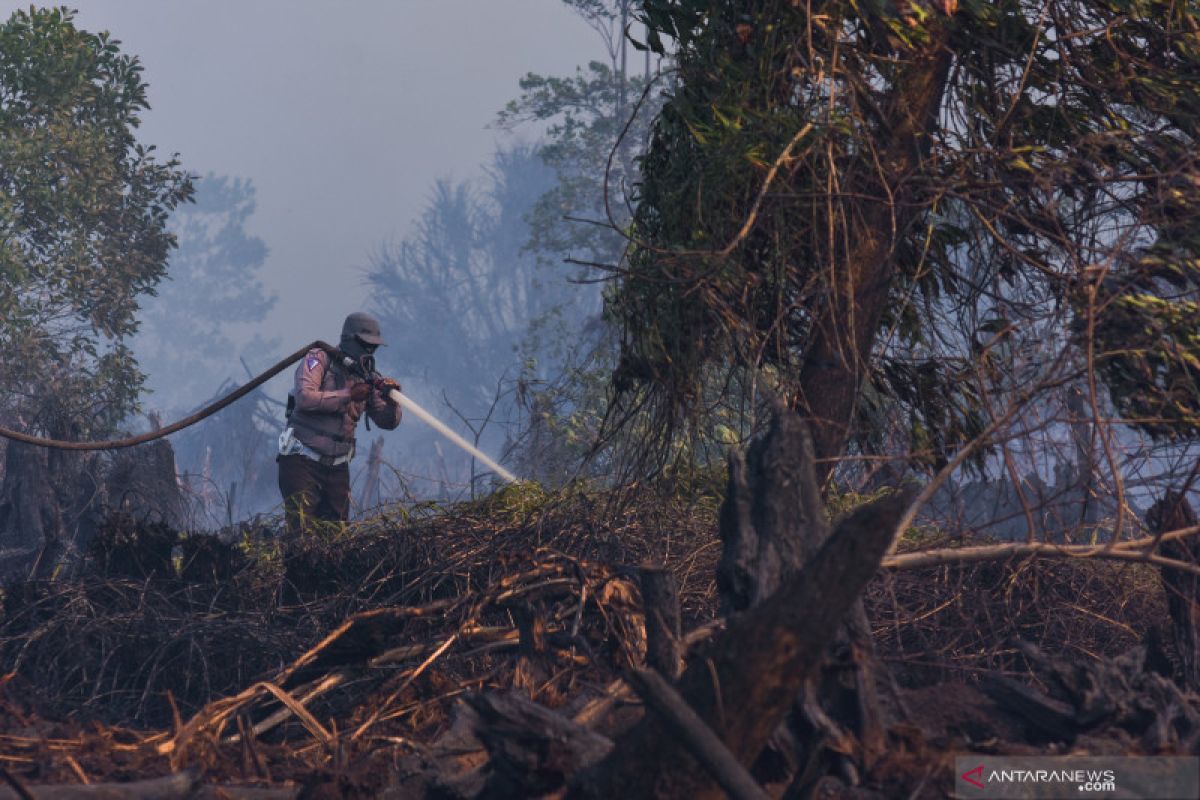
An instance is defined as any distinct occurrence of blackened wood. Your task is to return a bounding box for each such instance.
[0,440,104,578]
[1007,638,1200,751]
[715,408,886,770]
[716,408,828,614]
[639,565,683,679]
[570,488,910,800]
[105,440,185,529]
[0,442,55,551]
[1149,491,1200,690]
[628,668,770,800]
[465,691,613,798]
[981,675,1077,742]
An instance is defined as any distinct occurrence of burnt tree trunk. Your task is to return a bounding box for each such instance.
[639,565,683,680]
[0,438,104,578]
[571,409,909,800]
[105,440,185,529]
[1149,491,1200,691]
[0,427,183,578]
[718,408,886,786]
[0,441,58,552]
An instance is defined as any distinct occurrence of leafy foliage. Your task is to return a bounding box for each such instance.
[608,0,1200,472]
[497,58,655,270]
[491,1,669,480]
[0,6,192,436]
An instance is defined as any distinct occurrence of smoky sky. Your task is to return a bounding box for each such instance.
[63,0,603,353]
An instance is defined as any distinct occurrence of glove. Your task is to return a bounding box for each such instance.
[376,378,401,403]
[350,382,371,403]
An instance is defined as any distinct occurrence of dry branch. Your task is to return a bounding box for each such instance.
[626,668,769,800]
[883,533,1200,576]
[571,490,910,799]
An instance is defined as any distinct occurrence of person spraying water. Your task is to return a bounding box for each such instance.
[0,314,517,531]
[277,312,516,536]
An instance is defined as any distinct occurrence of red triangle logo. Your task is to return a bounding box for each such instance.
[962,764,985,789]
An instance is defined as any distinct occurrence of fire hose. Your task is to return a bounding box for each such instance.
[0,340,518,483]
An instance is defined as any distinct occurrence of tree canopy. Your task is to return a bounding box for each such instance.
[609,0,1200,479]
[0,6,192,436]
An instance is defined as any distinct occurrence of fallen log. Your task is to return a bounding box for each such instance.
[981,675,1077,743]
[463,691,613,797]
[982,639,1200,752]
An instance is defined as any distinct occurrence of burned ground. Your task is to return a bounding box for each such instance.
[0,478,1194,798]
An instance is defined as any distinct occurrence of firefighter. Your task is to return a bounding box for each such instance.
[277,312,401,535]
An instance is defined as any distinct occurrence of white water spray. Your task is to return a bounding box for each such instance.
[387,389,519,484]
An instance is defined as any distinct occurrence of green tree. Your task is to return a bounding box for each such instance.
[498,0,660,275]
[492,1,670,481]
[0,6,192,432]
[365,145,564,494]
[0,7,192,552]
[367,145,557,414]
[610,0,1200,480]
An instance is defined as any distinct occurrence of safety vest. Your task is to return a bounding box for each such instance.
[286,352,357,459]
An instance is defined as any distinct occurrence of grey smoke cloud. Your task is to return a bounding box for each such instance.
[66,0,601,352]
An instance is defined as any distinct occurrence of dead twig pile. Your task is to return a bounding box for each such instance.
[0,458,1196,797]
[0,481,721,793]
[868,548,1167,686]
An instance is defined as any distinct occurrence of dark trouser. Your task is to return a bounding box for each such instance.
[277,454,351,536]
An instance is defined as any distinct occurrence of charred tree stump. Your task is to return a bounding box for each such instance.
[1149,491,1200,691]
[0,441,58,552]
[570,409,910,800]
[105,439,185,529]
[639,565,683,680]
[716,408,886,781]
[0,437,104,579]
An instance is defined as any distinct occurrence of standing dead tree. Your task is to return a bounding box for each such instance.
[1150,491,1200,691]
[359,436,385,511]
[572,409,910,799]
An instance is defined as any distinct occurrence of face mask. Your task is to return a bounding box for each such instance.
[341,336,378,376]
